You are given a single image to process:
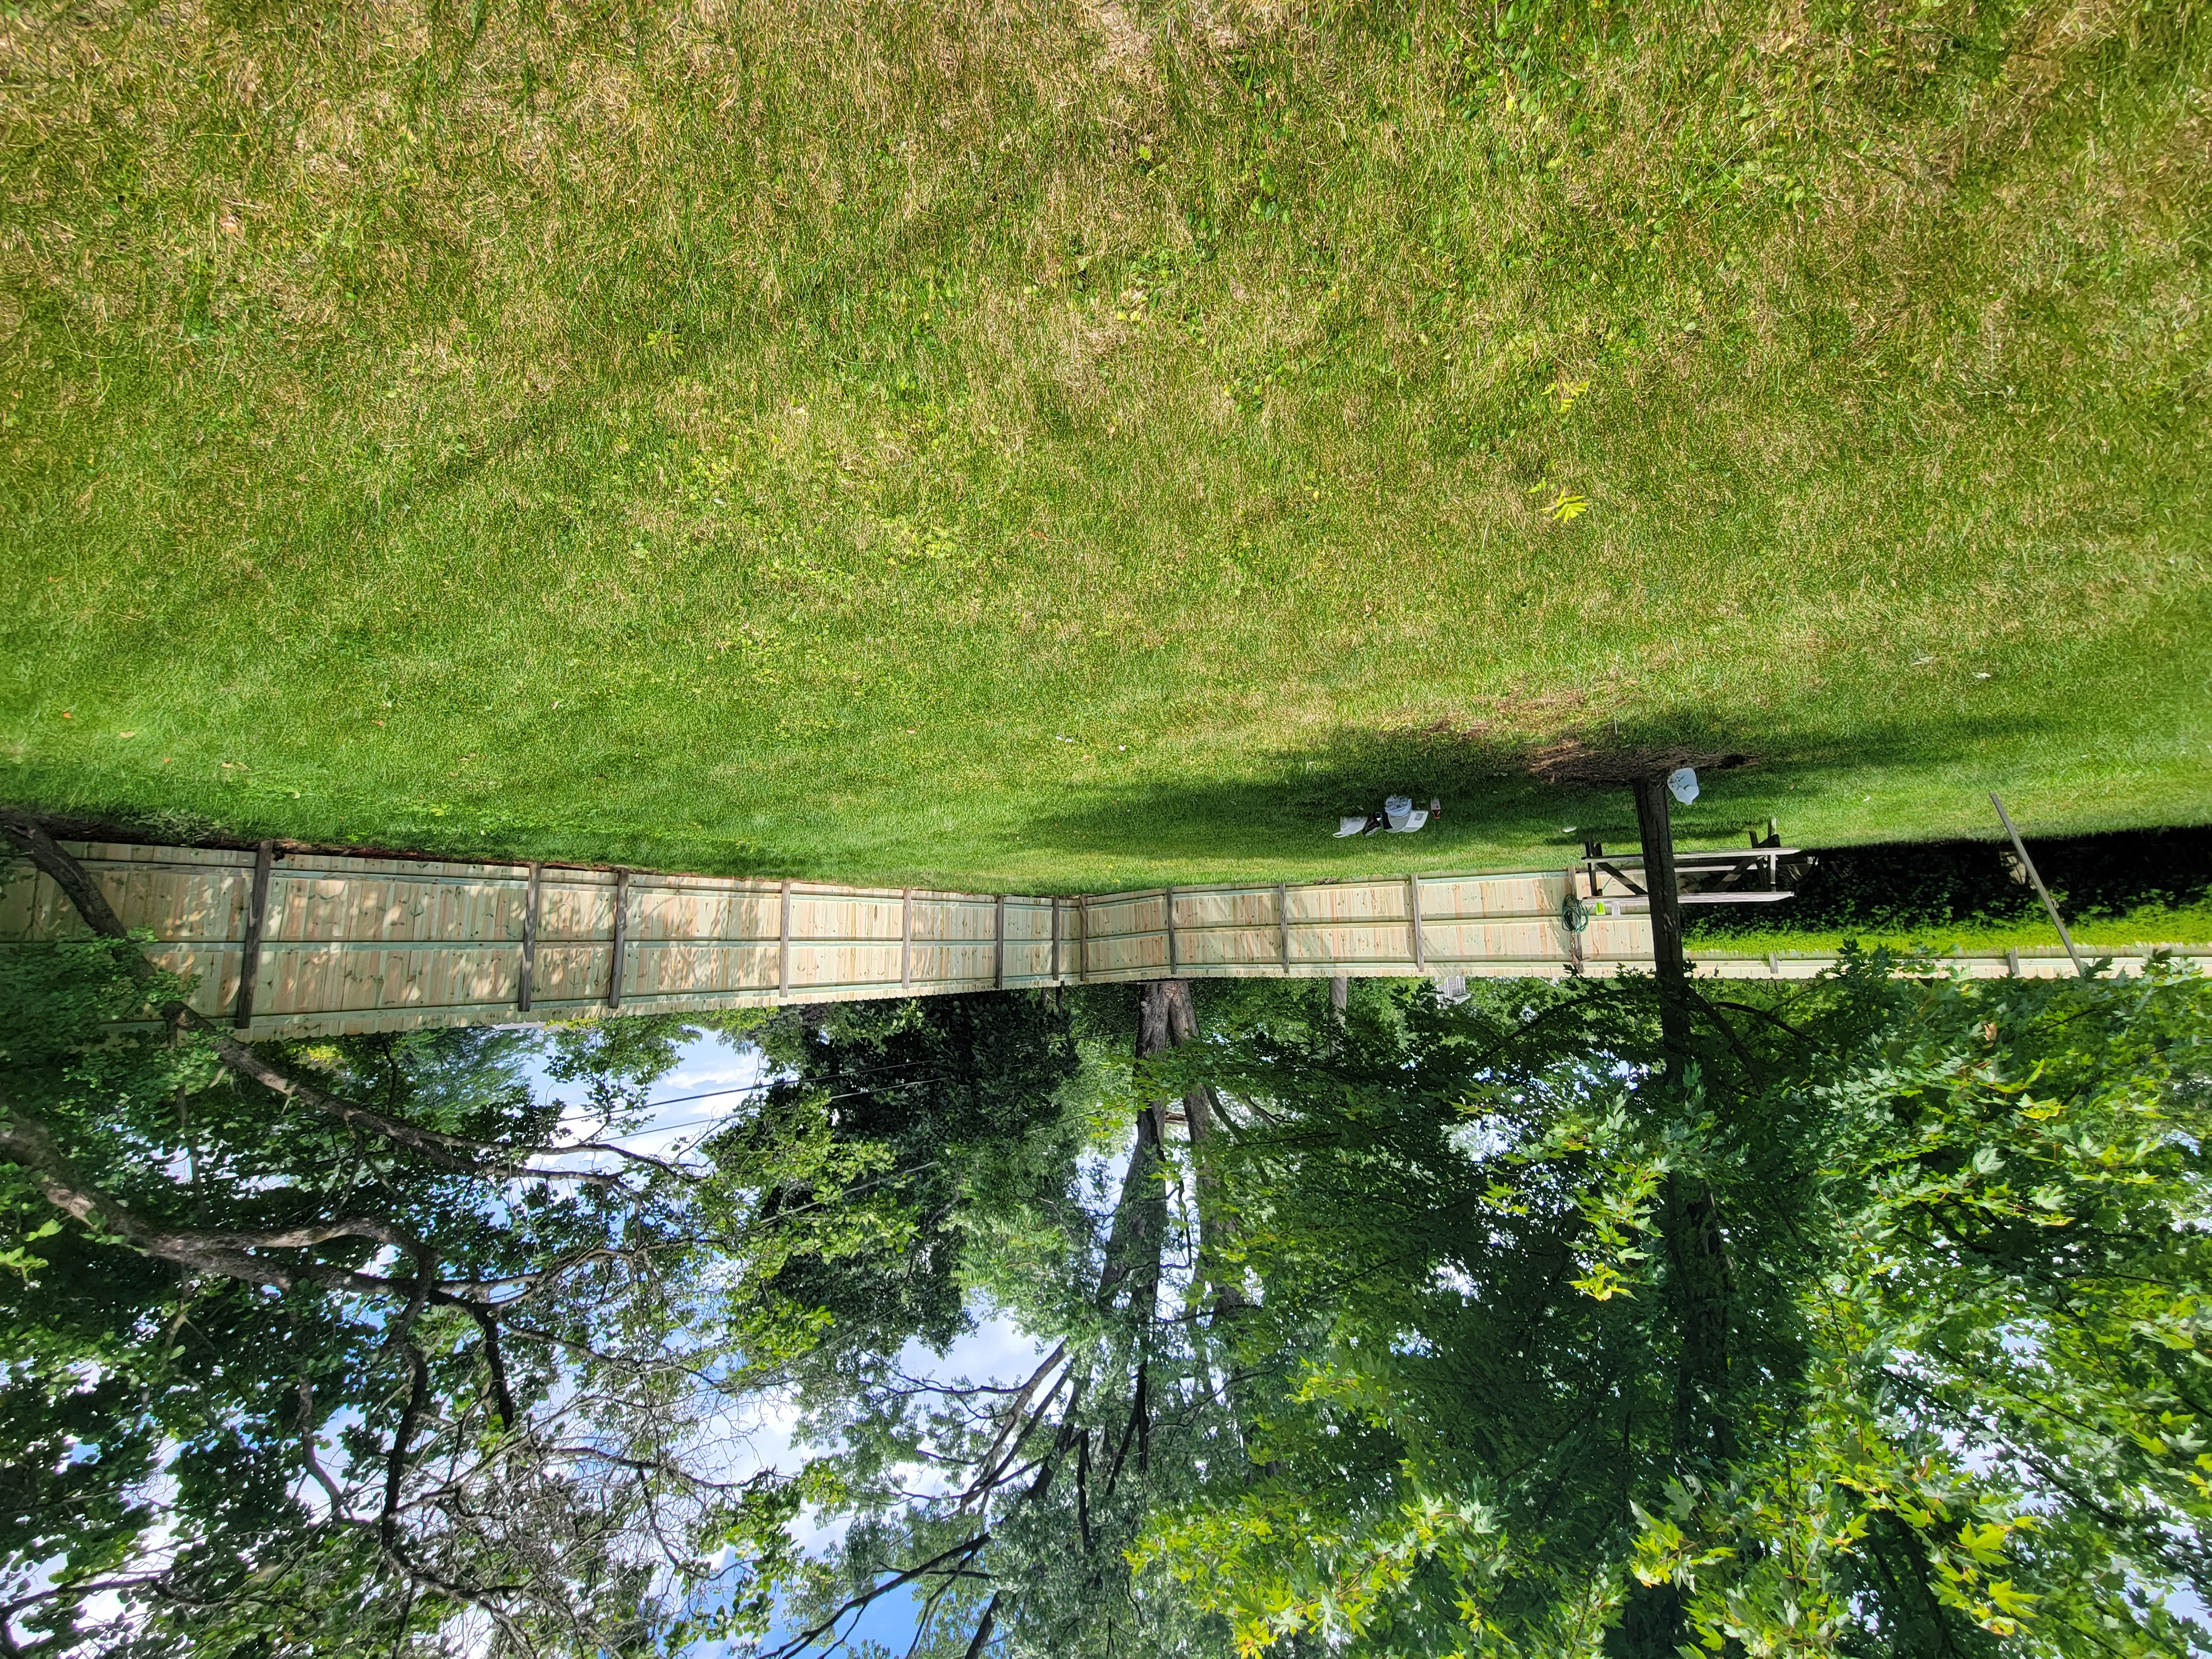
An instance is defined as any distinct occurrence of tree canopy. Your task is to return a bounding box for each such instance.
[0,926,850,1655]
[1137,959,2212,1659]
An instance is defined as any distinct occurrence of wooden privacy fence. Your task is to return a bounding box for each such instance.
[2,840,2202,1039]
[1071,872,1650,982]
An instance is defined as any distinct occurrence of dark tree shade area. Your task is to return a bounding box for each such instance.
[1687,823,2212,938]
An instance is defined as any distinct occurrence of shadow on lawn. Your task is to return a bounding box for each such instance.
[1014,705,2068,870]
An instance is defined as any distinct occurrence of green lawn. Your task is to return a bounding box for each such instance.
[3,0,2207,892]
[1686,898,2212,960]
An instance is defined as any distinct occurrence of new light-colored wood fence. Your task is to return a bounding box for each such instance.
[3,840,2200,1039]
[1070,872,1650,983]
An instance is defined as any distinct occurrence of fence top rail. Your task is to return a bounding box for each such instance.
[25,841,1608,908]
[25,846,1045,907]
[1083,870,1577,902]
[1691,943,2212,960]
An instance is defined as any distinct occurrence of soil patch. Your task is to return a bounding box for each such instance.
[1525,738,1757,787]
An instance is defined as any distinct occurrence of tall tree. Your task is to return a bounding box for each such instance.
[1135,960,2212,1659]
[766,978,1252,1659]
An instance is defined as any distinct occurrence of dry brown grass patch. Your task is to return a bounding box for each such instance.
[1527,737,1758,787]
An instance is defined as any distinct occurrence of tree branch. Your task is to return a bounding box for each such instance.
[1699,996,1818,1047]
[292,1369,354,1520]
[461,1299,518,1431]
[1686,989,1766,1086]
[0,1091,552,1316]
[381,1330,431,1558]
[957,1348,1069,1511]
[0,1105,307,1289]
[758,1535,991,1659]
[1,813,139,955]
[961,1592,1001,1659]
[178,1008,649,1188]
[380,1538,540,1658]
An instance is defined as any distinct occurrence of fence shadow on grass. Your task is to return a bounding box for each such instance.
[1012,704,2072,873]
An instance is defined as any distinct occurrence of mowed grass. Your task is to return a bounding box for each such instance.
[1688,899,2212,960]
[2,0,2207,891]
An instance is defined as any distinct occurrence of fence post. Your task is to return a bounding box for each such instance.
[994,894,1006,990]
[518,862,541,1012]
[1277,884,1290,974]
[1561,867,1584,975]
[901,888,913,990]
[1407,873,1425,974]
[778,879,792,1000]
[1166,887,1178,975]
[606,870,630,1009]
[233,840,275,1031]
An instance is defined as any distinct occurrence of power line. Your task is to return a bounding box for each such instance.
[590,1075,956,1142]
[565,1056,943,1118]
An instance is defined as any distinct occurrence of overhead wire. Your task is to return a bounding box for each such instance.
[576,1054,943,1118]
[573,1070,957,1150]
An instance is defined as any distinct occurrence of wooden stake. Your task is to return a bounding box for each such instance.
[1991,794,2084,975]
[233,840,274,1031]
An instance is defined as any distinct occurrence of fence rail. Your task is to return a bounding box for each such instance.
[2,842,2201,1038]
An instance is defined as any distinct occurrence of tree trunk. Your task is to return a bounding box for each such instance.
[1154,979,1245,1316]
[1182,1079,1248,1319]
[1665,1174,1735,1465]
[1093,980,1177,1325]
[1630,778,1733,1466]
[1630,777,1689,1068]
